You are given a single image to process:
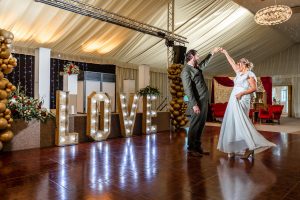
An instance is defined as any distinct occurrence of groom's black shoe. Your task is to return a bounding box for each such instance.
[196,148,210,155]
[187,147,202,157]
[188,151,203,157]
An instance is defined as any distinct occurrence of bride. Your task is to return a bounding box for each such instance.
[217,48,276,159]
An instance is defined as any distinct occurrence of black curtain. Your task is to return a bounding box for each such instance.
[6,53,35,97]
[50,58,115,108]
[4,54,116,108]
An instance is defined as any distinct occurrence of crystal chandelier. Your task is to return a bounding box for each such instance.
[254,4,292,25]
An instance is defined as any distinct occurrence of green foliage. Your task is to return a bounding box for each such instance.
[7,85,55,122]
[138,86,160,97]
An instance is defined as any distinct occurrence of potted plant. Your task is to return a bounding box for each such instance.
[63,62,79,95]
[3,86,55,151]
[63,62,80,75]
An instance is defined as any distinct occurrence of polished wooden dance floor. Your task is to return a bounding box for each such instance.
[0,126,299,200]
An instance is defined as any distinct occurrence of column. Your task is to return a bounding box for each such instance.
[34,48,51,109]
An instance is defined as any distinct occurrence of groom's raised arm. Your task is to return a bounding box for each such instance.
[181,69,198,107]
[197,53,213,70]
[197,47,220,70]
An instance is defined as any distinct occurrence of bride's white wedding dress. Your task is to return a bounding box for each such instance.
[217,71,276,154]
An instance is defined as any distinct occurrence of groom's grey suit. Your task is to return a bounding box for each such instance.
[181,53,213,151]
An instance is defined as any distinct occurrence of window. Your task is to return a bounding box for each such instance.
[281,88,287,102]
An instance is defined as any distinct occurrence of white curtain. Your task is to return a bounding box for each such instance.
[150,71,170,111]
[115,66,138,111]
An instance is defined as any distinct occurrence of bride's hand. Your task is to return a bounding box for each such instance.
[220,48,226,54]
[236,92,244,100]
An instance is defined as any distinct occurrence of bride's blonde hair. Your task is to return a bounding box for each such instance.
[239,58,254,70]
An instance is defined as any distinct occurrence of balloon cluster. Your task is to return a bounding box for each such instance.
[0,29,17,151]
[168,64,188,129]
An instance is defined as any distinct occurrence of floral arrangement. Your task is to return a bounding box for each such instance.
[63,62,80,75]
[138,86,160,97]
[7,86,55,122]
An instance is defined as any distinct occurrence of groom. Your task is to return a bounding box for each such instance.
[181,48,220,157]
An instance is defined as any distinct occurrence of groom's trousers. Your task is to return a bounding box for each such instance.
[187,96,209,150]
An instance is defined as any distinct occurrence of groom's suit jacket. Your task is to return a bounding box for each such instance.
[181,53,213,109]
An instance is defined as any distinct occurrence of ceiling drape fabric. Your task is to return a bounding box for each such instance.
[0,0,294,74]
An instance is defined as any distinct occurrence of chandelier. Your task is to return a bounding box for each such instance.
[254,4,292,25]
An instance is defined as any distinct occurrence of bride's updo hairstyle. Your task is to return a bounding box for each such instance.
[239,58,254,71]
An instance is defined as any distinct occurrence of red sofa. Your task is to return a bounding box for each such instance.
[210,103,228,121]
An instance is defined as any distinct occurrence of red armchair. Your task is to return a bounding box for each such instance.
[211,103,228,121]
[269,105,284,124]
[258,105,284,124]
[258,107,272,124]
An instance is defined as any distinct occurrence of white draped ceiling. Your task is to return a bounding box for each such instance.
[0,0,294,75]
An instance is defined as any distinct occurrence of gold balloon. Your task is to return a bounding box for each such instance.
[0,102,6,113]
[0,130,14,142]
[180,120,186,126]
[2,78,9,84]
[3,68,13,74]
[173,111,180,116]
[11,85,16,91]
[169,107,174,112]
[170,100,175,106]
[5,109,10,115]
[171,84,176,89]
[177,99,184,104]
[0,81,5,90]
[6,88,11,94]
[7,83,12,88]
[0,118,8,130]
[0,90,7,100]
[170,90,177,95]
[177,92,183,97]
[174,104,180,109]
[0,72,4,80]
[0,49,10,59]
[1,64,7,70]
[175,86,181,91]
[177,116,182,121]
[0,141,2,151]
[0,99,8,104]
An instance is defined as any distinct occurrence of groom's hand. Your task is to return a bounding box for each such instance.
[193,105,201,114]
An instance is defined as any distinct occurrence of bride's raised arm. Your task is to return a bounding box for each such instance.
[221,49,239,73]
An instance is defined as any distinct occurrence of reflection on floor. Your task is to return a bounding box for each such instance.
[0,126,299,200]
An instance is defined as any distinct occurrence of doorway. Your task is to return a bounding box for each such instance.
[272,85,292,117]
